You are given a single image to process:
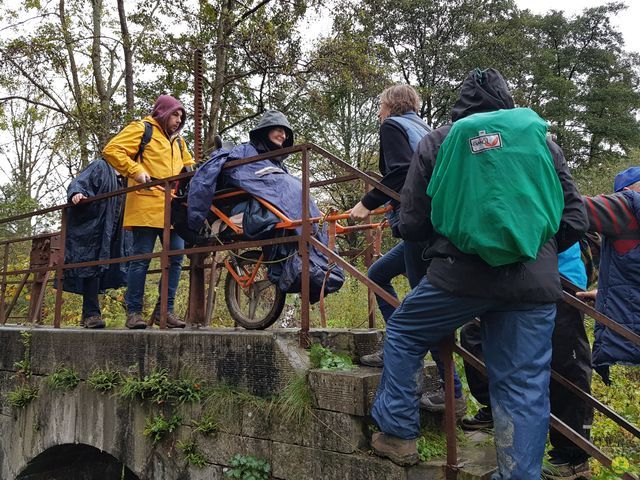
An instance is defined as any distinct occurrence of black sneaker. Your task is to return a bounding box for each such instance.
[460,407,494,431]
[542,459,591,480]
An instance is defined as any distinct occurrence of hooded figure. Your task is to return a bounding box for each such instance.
[103,95,194,330]
[249,110,294,150]
[370,68,588,479]
[151,94,187,136]
[581,169,640,384]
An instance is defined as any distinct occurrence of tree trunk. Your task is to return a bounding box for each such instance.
[117,0,134,117]
[205,0,234,151]
[59,0,89,167]
[91,0,111,148]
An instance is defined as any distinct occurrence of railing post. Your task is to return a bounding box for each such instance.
[187,252,206,327]
[54,207,68,328]
[299,147,311,348]
[0,243,8,324]
[441,334,458,479]
[159,181,171,329]
[363,184,376,329]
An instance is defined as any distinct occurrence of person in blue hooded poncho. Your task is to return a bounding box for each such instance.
[578,166,640,384]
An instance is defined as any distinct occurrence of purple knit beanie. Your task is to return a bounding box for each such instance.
[151,95,187,135]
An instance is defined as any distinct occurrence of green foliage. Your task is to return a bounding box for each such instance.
[7,385,38,408]
[143,413,181,444]
[594,456,640,480]
[120,369,203,405]
[13,330,32,378]
[177,439,208,468]
[47,364,80,391]
[191,414,219,437]
[203,383,269,420]
[224,454,271,480]
[415,428,467,462]
[87,368,122,392]
[309,343,355,371]
[271,373,312,425]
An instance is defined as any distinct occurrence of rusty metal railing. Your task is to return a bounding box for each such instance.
[1,144,639,478]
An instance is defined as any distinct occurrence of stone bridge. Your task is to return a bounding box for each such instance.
[0,326,495,480]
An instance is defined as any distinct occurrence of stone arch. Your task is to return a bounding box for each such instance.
[15,443,140,480]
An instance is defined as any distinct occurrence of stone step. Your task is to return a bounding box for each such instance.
[308,363,439,418]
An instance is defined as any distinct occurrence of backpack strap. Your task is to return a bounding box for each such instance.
[133,121,153,162]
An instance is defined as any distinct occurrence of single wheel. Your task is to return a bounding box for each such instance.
[224,250,286,329]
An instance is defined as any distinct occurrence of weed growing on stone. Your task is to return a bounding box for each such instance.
[47,365,80,391]
[271,373,312,425]
[416,428,467,462]
[224,454,271,480]
[87,368,122,392]
[177,439,208,468]
[203,383,268,420]
[120,369,203,405]
[309,343,355,371]
[7,385,38,408]
[143,413,181,444]
[191,414,219,436]
[13,330,32,378]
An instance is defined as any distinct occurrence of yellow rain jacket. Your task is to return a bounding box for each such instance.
[103,116,194,228]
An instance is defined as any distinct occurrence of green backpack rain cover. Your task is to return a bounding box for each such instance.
[427,108,564,266]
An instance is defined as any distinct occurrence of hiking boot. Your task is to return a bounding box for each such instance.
[371,432,419,466]
[542,459,592,480]
[83,315,105,329]
[150,307,186,329]
[420,388,468,418]
[126,312,147,330]
[360,348,384,367]
[461,407,494,431]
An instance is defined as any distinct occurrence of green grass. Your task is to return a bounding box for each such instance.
[271,373,313,425]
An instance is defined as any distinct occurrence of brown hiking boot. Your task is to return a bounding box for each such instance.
[150,307,186,329]
[126,312,147,330]
[371,432,419,466]
[83,315,106,329]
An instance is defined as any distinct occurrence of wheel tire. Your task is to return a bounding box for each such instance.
[224,250,286,329]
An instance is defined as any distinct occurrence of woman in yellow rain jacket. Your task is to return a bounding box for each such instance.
[103,95,195,329]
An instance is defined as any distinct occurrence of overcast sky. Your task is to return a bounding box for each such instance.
[516,0,639,52]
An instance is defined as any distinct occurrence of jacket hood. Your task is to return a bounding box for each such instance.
[151,95,187,136]
[614,166,640,192]
[249,110,294,150]
[451,68,515,122]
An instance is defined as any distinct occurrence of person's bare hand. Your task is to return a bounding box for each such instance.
[133,171,151,184]
[349,201,371,222]
[576,289,597,301]
[71,193,86,205]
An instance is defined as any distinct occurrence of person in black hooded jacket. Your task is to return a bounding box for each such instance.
[370,68,588,479]
[248,109,294,163]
